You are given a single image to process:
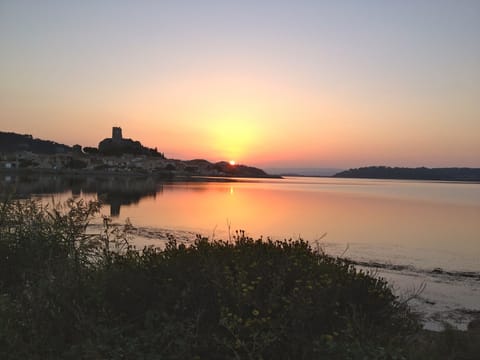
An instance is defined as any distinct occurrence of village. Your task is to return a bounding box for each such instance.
[0,127,270,178]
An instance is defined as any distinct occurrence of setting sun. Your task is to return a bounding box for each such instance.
[229,160,236,166]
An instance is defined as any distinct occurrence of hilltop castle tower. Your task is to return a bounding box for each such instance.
[112,127,122,143]
[98,126,163,158]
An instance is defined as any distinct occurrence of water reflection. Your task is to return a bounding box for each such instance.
[2,175,479,272]
[0,174,162,217]
[114,178,480,272]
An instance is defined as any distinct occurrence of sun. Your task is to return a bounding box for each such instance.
[229,160,236,166]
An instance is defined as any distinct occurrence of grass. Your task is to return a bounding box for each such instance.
[0,197,477,359]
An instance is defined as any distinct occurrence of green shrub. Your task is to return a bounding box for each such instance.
[0,198,420,359]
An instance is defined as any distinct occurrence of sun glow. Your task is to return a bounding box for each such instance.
[206,108,265,162]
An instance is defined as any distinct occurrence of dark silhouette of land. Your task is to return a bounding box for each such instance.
[334,166,480,182]
[0,129,275,178]
[98,127,164,157]
[6,131,478,181]
[0,131,71,154]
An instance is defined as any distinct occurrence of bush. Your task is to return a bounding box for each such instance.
[0,198,420,359]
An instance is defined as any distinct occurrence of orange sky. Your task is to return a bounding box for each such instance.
[1,1,479,168]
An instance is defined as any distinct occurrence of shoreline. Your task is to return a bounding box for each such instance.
[0,168,282,181]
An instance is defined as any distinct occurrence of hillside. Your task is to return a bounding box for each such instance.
[190,160,271,178]
[0,131,71,154]
[334,166,480,181]
[0,131,274,178]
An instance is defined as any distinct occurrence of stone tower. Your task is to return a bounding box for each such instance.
[112,127,122,142]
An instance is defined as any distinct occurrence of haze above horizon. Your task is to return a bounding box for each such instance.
[1,0,479,168]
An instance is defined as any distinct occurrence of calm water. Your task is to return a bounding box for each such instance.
[117,177,479,270]
[4,175,480,329]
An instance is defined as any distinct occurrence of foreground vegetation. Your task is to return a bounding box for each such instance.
[0,198,478,359]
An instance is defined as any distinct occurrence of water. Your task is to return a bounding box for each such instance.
[3,174,480,330]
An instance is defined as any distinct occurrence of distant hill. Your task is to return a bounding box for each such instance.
[213,161,273,178]
[184,160,276,178]
[0,131,71,154]
[334,166,480,181]
[265,167,343,177]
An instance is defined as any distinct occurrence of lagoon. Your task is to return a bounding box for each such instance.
[3,174,480,329]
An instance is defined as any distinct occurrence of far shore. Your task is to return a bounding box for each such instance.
[0,167,283,181]
[5,167,480,184]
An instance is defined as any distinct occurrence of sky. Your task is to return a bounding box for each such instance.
[1,0,479,168]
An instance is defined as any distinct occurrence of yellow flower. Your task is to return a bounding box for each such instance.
[323,334,333,342]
